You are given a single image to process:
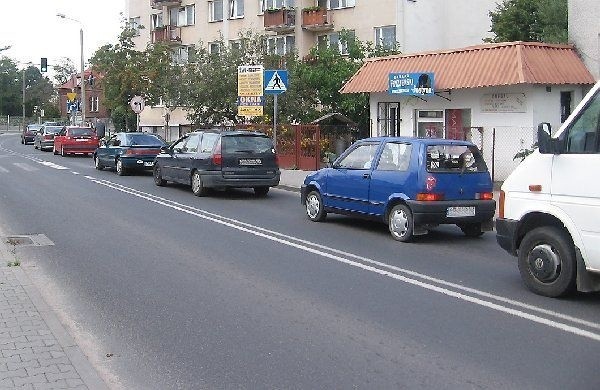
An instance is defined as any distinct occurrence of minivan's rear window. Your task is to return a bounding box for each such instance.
[426,144,488,173]
[223,135,274,154]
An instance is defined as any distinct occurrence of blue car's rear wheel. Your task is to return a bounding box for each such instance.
[388,204,414,242]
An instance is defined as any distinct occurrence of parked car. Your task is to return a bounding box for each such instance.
[153,130,280,197]
[33,125,63,151]
[496,80,600,297]
[301,137,496,242]
[53,126,99,156]
[21,124,42,144]
[93,132,167,175]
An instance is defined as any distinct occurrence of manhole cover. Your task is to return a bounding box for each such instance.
[3,234,54,247]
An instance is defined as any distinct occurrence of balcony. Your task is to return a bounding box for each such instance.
[301,7,333,32]
[151,26,182,44]
[150,0,181,9]
[264,8,296,34]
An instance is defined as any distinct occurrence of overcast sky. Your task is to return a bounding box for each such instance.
[1,0,125,72]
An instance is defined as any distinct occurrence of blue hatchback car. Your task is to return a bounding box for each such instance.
[93,132,167,176]
[301,137,496,242]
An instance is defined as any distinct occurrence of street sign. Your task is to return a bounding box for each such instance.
[388,72,435,96]
[66,92,77,102]
[264,70,288,94]
[130,95,145,114]
[237,65,264,117]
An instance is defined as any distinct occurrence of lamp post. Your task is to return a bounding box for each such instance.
[57,13,85,125]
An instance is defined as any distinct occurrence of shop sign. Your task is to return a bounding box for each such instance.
[481,93,527,113]
[388,72,435,96]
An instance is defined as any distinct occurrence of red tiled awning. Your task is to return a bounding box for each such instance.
[340,41,596,94]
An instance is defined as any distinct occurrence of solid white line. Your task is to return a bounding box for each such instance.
[86,176,600,342]
[0,166,8,173]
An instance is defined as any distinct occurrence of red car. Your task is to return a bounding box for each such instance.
[53,126,99,156]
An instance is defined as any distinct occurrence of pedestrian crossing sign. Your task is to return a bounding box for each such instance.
[264,70,288,94]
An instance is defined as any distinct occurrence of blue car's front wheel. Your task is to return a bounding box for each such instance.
[306,191,326,222]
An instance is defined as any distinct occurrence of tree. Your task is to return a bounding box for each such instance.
[486,0,567,44]
[52,57,77,86]
[0,57,20,116]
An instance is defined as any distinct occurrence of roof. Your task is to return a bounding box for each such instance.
[340,41,596,94]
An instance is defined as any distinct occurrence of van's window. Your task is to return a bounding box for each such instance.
[337,143,379,169]
[183,134,201,153]
[426,144,487,173]
[376,142,412,171]
[222,135,274,154]
[200,133,219,153]
[565,90,600,153]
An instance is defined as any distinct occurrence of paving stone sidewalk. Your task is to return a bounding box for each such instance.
[0,248,108,389]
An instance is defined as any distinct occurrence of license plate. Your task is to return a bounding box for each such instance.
[446,206,475,217]
[239,158,262,166]
[144,162,153,167]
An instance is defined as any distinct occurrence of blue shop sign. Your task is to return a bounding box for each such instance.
[388,72,435,96]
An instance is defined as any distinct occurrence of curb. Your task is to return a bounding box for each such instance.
[0,241,109,389]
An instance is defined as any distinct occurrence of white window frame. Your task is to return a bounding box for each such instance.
[128,16,141,36]
[259,0,295,13]
[415,109,445,138]
[266,35,295,55]
[151,13,163,30]
[229,0,244,19]
[229,39,242,51]
[327,0,355,10]
[374,25,396,49]
[209,42,221,54]
[317,30,354,55]
[209,0,224,22]
[172,45,193,65]
[89,96,99,113]
[169,5,195,27]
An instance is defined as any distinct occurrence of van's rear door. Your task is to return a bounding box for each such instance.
[220,134,279,177]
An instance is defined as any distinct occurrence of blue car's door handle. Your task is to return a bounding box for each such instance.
[363,173,370,179]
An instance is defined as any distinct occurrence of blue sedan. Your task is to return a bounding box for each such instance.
[93,132,167,176]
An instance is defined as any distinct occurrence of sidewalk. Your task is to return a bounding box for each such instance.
[0,239,108,389]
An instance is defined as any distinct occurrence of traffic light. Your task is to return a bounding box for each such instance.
[40,58,48,72]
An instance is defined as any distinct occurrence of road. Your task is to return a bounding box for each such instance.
[1,133,599,389]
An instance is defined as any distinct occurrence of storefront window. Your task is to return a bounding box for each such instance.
[416,110,443,138]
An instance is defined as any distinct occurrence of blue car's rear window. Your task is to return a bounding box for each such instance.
[426,144,488,173]
[126,133,164,146]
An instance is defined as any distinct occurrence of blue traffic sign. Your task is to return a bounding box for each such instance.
[264,70,288,94]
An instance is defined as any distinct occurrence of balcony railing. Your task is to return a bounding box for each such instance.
[150,0,181,9]
[301,7,333,32]
[151,26,182,44]
[264,8,296,34]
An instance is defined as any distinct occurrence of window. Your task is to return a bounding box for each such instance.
[426,145,487,173]
[151,13,163,29]
[565,89,600,153]
[375,25,396,49]
[172,46,193,64]
[328,0,355,10]
[376,142,412,171]
[200,133,220,153]
[170,4,195,26]
[230,0,244,18]
[266,35,295,55]
[317,30,354,55]
[259,0,295,14]
[128,17,141,36]
[183,134,201,153]
[561,91,574,123]
[416,110,444,138]
[377,102,400,137]
[337,143,379,169]
[89,96,99,112]
[209,42,221,54]
[209,0,224,21]
[229,39,242,51]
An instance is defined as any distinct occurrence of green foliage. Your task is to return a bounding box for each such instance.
[52,57,78,86]
[0,57,21,116]
[486,0,567,44]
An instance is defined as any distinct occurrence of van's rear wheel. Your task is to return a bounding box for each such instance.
[518,226,576,297]
[388,204,414,242]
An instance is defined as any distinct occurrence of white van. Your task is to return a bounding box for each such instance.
[496,81,600,297]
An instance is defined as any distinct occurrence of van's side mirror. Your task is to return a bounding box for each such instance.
[537,123,553,154]
[160,145,171,154]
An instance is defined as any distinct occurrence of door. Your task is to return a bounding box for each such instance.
[161,135,188,181]
[551,87,600,271]
[100,134,122,167]
[176,134,201,183]
[325,142,379,214]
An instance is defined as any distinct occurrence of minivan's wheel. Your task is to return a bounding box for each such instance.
[388,204,414,242]
[191,171,208,196]
[460,223,484,237]
[254,186,270,197]
[305,190,326,222]
[518,226,576,297]
[116,158,126,176]
[94,156,104,170]
[153,164,166,186]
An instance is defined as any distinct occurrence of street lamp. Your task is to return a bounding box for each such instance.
[56,13,85,125]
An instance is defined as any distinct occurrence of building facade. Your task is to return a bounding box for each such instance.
[57,70,109,126]
[126,0,497,134]
[568,0,600,80]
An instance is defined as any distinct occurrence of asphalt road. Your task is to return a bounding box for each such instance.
[1,133,599,389]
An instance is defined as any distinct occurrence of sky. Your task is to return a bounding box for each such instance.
[0,0,125,74]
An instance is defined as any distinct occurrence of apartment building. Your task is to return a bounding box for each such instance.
[569,0,600,80]
[126,0,497,133]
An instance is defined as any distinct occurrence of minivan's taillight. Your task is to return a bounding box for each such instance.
[476,192,494,200]
[212,138,222,166]
[498,190,505,219]
[416,193,444,201]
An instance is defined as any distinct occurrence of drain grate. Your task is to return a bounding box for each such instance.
[3,234,54,247]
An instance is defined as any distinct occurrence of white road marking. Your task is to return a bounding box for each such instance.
[85,176,600,342]
[72,172,80,175]
[36,161,70,170]
[0,166,8,173]
[13,162,38,172]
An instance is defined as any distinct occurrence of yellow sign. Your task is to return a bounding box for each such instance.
[66,92,77,102]
[238,106,263,117]
[238,65,264,97]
